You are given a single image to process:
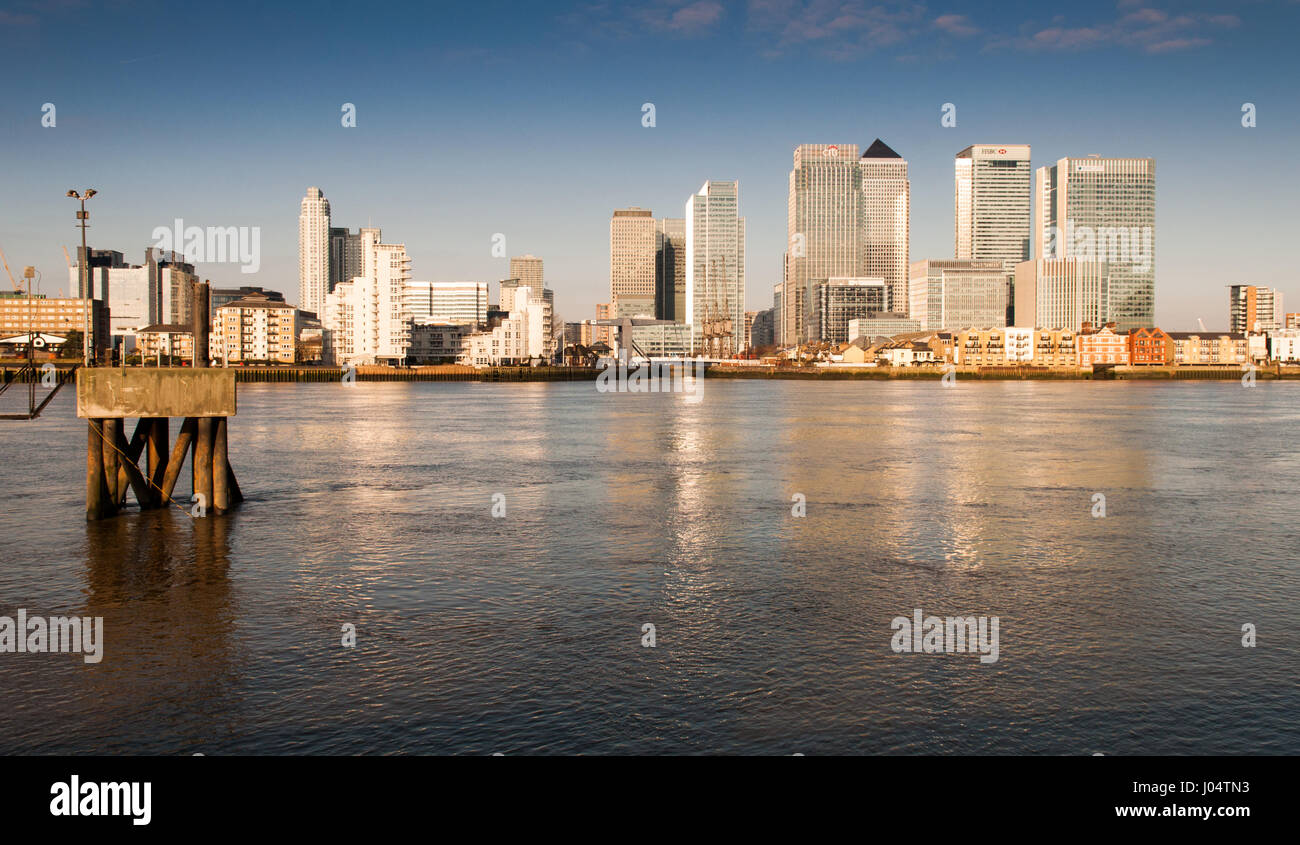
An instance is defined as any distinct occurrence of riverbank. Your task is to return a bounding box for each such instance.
[4,361,1298,383]
[708,364,1300,380]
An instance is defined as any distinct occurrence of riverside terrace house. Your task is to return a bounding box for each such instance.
[949,327,1078,366]
[879,340,937,366]
[1167,331,1250,365]
[1076,324,1129,367]
[213,291,299,364]
[0,291,110,354]
[1270,329,1300,362]
[1128,327,1173,365]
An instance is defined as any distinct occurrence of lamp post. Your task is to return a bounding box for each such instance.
[23,266,37,413]
[66,189,97,367]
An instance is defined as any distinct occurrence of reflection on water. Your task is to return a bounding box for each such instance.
[0,380,1297,754]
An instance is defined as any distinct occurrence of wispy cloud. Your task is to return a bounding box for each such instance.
[933,13,979,38]
[0,10,39,26]
[562,2,1241,57]
[987,5,1241,54]
[745,0,928,59]
[561,0,727,40]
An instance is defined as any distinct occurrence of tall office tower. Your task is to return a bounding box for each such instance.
[299,187,331,313]
[404,281,489,325]
[509,255,544,291]
[323,231,410,364]
[655,218,686,321]
[786,143,862,345]
[859,139,910,327]
[329,227,374,292]
[1229,284,1284,333]
[610,208,657,318]
[1035,157,1155,330]
[685,180,745,357]
[1014,259,1109,332]
[955,145,1031,261]
[909,260,1010,331]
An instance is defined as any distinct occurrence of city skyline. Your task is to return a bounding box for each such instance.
[1,1,1295,330]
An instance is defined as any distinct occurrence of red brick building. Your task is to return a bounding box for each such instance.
[1128,327,1172,365]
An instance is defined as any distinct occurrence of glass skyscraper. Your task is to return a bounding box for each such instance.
[1035,157,1155,331]
[685,181,745,357]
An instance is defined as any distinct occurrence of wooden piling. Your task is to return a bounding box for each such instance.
[226,459,244,504]
[194,417,214,514]
[146,418,169,508]
[115,420,151,507]
[102,418,120,503]
[213,417,229,514]
[86,420,113,520]
[116,419,151,507]
[161,417,197,501]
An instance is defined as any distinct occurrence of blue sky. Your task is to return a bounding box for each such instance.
[2,0,1297,329]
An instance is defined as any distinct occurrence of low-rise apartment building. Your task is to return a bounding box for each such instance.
[1167,332,1249,365]
[213,291,298,364]
[1127,327,1172,365]
[1077,325,1129,366]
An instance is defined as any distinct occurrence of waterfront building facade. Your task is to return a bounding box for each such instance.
[1167,332,1249,365]
[1128,327,1173,365]
[1270,329,1300,362]
[408,320,473,363]
[1076,325,1129,366]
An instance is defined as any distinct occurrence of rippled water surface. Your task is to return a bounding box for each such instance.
[1,380,1297,754]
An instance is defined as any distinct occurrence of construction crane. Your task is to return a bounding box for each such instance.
[0,246,19,291]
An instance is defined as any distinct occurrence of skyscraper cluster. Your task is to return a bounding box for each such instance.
[607,182,744,357]
[780,141,910,346]
[298,187,555,366]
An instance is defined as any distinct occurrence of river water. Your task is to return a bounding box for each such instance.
[1,379,1297,754]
